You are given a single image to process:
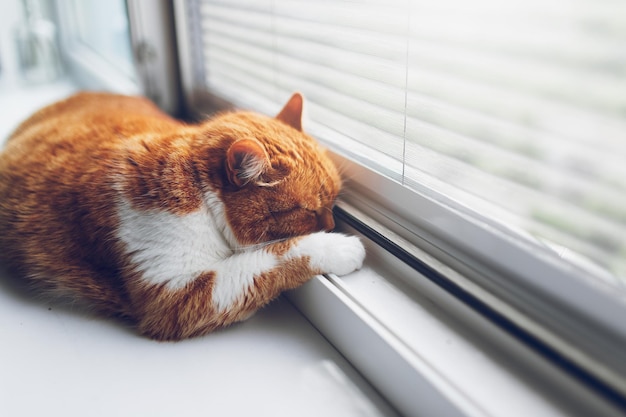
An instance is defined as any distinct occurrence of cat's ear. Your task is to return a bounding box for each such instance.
[226,139,271,187]
[276,93,303,131]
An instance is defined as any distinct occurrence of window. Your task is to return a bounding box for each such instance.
[175,1,626,415]
[186,0,626,286]
[55,0,138,93]
[55,0,180,113]
[64,0,135,78]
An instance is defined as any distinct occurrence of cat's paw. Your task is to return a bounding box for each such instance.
[291,232,366,276]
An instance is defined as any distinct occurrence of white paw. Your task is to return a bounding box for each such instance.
[290,232,366,276]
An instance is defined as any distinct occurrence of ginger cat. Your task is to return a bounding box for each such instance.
[0,92,365,340]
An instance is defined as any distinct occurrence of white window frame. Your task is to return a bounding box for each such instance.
[55,0,139,94]
[54,0,180,115]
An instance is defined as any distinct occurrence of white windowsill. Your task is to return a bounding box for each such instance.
[0,269,394,417]
[287,212,624,417]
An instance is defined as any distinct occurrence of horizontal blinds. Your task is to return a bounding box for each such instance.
[199,0,408,177]
[198,0,626,284]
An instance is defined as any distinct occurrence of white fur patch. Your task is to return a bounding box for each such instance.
[202,191,278,310]
[116,195,364,314]
[203,191,240,249]
[116,194,278,312]
[211,250,278,311]
[116,199,229,289]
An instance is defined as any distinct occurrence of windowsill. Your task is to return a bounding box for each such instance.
[0,82,395,417]
[0,268,393,417]
[287,206,624,417]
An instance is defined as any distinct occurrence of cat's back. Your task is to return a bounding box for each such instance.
[0,92,181,288]
[1,92,179,198]
[2,91,179,176]
[7,91,177,148]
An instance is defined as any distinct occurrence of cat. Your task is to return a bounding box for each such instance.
[0,91,365,340]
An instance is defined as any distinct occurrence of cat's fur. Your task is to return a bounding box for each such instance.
[0,92,365,340]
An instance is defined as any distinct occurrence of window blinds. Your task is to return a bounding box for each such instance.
[197,0,626,284]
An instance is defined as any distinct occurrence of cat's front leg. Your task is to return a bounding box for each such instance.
[210,231,365,314]
[133,232,365,340]
[208,231,365,326]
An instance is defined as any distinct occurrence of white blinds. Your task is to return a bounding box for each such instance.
[198,0,626,283]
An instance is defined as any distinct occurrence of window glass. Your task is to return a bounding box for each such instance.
[198,0,626,288]
[67,0,134,77]
[404,0,626,287]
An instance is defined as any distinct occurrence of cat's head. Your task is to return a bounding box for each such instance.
[207,93,342,246]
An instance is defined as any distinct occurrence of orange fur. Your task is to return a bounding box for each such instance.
[0,92,363,340]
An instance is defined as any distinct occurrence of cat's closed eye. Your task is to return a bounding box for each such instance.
[264,203,331,235]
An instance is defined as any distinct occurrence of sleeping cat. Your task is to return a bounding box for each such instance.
[0,92,365,340]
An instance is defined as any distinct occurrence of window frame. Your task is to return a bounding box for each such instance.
[172,0,626,414]
[54,0,181,115]
[54,0,140,94]
[333,150,626,391]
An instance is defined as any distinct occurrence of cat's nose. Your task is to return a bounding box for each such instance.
[316,208,335,231]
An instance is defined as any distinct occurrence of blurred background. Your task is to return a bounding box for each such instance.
[0,0,136,140]
[0,0,179,141]
[0,0,134,89]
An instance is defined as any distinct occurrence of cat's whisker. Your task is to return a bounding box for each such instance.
[230,236,291,253]
[339,169,359,183]
[334,159,352,178]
